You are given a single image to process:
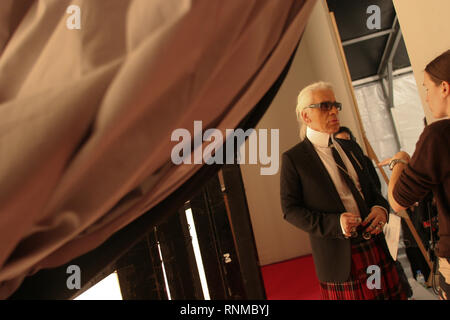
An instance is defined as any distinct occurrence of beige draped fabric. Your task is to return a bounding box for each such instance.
[0,0,315,298]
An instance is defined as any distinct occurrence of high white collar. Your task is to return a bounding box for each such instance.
[306,126,333,148]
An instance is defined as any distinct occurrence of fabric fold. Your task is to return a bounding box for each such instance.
[0,0,316,298]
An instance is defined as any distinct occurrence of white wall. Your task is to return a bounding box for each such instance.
[239,0,364,266]
[393,0,450,123]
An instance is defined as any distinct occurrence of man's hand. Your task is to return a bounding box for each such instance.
[361,207,387,235]
[340,212,362,237]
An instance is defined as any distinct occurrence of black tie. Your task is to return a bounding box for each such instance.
[329,138,369,219]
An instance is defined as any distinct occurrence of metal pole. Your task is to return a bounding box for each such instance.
[342,29,394,46]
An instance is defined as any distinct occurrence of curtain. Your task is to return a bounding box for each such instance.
[0,0,316,298]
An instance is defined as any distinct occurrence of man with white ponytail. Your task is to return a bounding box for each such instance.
[295,82,334,139]
[280,82,408,300]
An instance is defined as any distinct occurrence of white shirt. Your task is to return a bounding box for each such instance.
[307,127,362,215]
[306,127,387,234]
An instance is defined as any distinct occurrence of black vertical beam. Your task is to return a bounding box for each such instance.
[156,209,204,300]
[202,174,247,300]
[220,165,267,300]
[188,190,229,299]
[115,229,168,300]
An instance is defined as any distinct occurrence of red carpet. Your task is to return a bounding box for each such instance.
[261,254,321,300]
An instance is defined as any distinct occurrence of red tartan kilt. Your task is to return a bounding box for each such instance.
[320,237,408,300]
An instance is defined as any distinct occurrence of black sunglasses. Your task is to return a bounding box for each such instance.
[306,101,342,111]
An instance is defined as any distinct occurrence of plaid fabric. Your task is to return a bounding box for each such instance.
[319,237,408,300]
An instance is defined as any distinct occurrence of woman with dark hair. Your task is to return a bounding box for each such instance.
[334,126,356,142]
[380,49,450,300]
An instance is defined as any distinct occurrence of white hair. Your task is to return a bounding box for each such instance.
[295,81,334,139]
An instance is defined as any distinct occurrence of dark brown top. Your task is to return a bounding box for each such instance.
[393,119,450,257]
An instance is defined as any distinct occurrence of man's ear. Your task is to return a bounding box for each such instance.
[301,109,310,124]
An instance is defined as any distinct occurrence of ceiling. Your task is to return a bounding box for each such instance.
[326,0,411,82]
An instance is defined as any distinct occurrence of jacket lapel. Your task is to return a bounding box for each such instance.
[303,138,346,212]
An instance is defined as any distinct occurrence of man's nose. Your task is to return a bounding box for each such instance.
[329,105,339,114]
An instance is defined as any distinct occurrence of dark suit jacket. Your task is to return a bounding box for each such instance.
[280,137,389,282]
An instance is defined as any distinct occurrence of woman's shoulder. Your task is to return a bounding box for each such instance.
[425,118,450,134]
[419,119,450,143]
